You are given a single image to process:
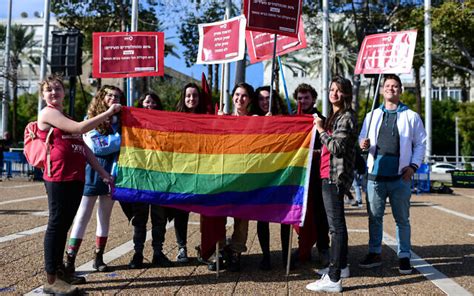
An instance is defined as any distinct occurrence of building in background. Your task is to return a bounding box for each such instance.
[0,15,60,95]
[1,15,199,99]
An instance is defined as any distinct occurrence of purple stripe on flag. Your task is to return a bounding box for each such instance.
[113,186,305,224]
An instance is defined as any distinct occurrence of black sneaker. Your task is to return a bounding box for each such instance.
[359,253,382,268]
[227,252,241,272]
[128,252,143,269]
[399,258,413,274]
[152,251,174,267]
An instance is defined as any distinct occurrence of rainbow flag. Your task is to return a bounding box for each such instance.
[113,107,315,225]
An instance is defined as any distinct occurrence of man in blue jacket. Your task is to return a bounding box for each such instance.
[358,74,426,274]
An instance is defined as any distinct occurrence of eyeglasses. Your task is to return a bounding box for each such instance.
[106,93,121,98]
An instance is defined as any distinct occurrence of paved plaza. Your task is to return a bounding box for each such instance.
[0,178,472,295]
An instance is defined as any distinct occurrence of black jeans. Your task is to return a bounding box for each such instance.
[312,175,330,252]
[132,203,167,253]
[168,208,189,248]
[44,181,84,274]
[257,221,290,261]
[321,179,348,282]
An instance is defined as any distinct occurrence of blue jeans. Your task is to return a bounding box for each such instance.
[321,179,348,282]
[352,175,363,203]
[366,178,412,258]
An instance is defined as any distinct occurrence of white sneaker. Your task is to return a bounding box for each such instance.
[306,274,342,293]
[316,266,350,278]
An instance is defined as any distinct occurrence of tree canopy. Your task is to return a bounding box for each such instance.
[51,0,178,58]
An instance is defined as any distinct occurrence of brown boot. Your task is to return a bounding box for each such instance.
[43,277,79,295]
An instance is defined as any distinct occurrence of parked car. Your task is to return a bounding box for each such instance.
[431,163,457,173]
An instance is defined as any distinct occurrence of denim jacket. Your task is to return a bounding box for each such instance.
[319,110,357,191]
[83,122,121,196]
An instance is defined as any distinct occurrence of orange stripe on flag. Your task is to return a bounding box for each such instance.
[121,126,312,154]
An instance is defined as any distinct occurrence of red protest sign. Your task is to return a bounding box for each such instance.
[354,30,417,74]
[244,0,302,37]
[92,32,164,78]
[197,15,246,64]
[246,17,306,64]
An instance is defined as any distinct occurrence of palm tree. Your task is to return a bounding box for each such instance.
[8,24,39,143]
[264,54,311,94]
[305,17,359,111]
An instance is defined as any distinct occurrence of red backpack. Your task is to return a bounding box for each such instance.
[23,122,54,177]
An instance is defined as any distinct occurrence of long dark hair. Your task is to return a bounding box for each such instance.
[175,82,206,114]
[231,82,255,114]
[137,92,163,110]
[251,86,288,115]
[324,76,353,130]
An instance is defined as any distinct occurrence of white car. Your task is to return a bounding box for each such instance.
[431,163,457,173]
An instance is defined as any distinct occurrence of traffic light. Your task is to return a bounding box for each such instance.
[50,30,83,77]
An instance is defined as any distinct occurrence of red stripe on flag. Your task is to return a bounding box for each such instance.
[122,107,314,135]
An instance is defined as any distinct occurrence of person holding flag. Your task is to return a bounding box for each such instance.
[306,76,357,293]
[65,86,124,274]
[128,92,174,269]
[207,82,256,273]
[291,84,330,269]
[172,83,209,263]
[250,85,290,270]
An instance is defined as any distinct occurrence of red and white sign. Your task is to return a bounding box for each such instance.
[197,15,246,64]
[354,30,417,74]
[246,17,307,64]
[244,0,302,37]
[92,32,164,78]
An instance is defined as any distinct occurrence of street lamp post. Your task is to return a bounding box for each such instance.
[38,0,51,115]
[1,0,13,139]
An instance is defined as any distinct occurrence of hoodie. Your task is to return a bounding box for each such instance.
[359,102,427,178]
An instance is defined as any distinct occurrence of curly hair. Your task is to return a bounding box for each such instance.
[87,85,124,135]
[251,86,288,115]
[175,83,207,114]
[292,83,318,101]
[39,74,65,97]
[137,92,163,110]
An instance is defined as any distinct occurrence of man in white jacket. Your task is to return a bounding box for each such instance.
[358,74,426,275]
